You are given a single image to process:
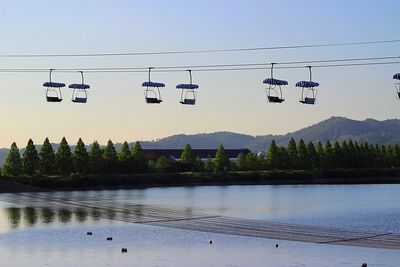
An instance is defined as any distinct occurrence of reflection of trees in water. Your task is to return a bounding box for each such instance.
[106,208,116,220]
[41,208,56,224]
[6,207,21,228]
[74,208,88,223]
[90,208,101,221]
[23,207,38,226]
[57,208,72,223]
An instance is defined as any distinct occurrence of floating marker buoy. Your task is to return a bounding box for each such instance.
[107,237,113,241]
[121,248,128,253]
[361,263,367,267]
[275,244,279,248]
[87,232,92,235]
[209,240,213,244]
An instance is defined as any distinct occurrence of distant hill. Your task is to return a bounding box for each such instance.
[1,116,400,167]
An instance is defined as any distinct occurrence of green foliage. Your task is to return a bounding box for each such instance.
[306,141,319,169]
[180,144,195,164]
[331,141,343,169]
[193,156,204,172]
[316,141,325,169]
[22,139,39,175]
[214,144,230,171]
[204,154,214,172]
[323,141,333,169]
[72,138,89,173]
[102,140,118,173]
[156,156,170,173]
[287,138,298,169]
[88,141,103,174]
[118,141,132,173]
[2,142,22,176]
[266,140,280,169]
[56,137,73,175]
[235,152,247,171]
[297,139,309,169]
[39,138,56,175]
[132,141,147,173]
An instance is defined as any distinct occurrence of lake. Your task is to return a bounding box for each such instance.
[0,184,399,266]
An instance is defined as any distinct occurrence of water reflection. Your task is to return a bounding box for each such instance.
[6,208,21,229]
[41,208,55,224]
[23,207,37,226]
[58,208,72,223]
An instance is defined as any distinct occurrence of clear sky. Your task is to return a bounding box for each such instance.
[0,0,399,148]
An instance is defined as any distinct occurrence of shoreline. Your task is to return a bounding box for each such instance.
[1,168,400,193]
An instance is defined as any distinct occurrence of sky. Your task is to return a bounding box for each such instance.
[0,0,399,148]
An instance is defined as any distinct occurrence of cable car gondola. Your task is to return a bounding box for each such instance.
[69,71,90,103]
[263,63,288,103]
[393,73,400,99]
[296,66,319,105]
[43,69,65,102]
[176,70,199,105]
[142,67,165,104]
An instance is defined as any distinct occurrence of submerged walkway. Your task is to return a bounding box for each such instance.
[1,192,400,250]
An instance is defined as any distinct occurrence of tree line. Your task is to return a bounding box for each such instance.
[2,137,400,177]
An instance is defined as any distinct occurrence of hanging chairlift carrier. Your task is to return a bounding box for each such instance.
[296,66,319,105]
[69,71,90,103]
[393,73,400,99]
[263,63,288,103]
[142,67,165,104]
[43,69,65,102]
[176,70,199,105]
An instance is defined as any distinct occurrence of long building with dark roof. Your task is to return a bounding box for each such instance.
[142,148,251,161]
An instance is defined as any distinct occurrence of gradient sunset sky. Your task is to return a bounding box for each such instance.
[0,0,399,148]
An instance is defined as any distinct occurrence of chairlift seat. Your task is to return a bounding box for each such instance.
[46,96,63,102]
[72,97,87,103]
[393,73,400,80]
[43,82,66,88]
[263,78,288,86]
[295,81,319,88]
[300,97,316,105]
[142,81,165,88]
[69,83,90,89]
[176,84,199,89]
[398,92,400,99]
[146,97,162,104]
[180,99,196,105]
[268,96,285,103]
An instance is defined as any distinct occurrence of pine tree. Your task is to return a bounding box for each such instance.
[55,137,72,175]
[386,145,396,168]
[132,141,146,173]
[180,144,195,164]
[103,140,118,173]
[323,141,333,169]
[266,140,280,169]
[287,138,298,169]
[214,144,230,171]
[235,152,247,171]
[306,141,319,169]
[297,139,309,169]
[331,141,343,169]
[2,142,22,176]
[39,138,56,175]
[204,155,214,172]
[89,141,103,174]
[394,144,400,167]
[245,153,257,171]
[72,138,89,173]
[278,147,289,170]
[316,141,325,169]
[156,156,170,173]
[193,156,204,172]
[118,141,132,173]
[22,139,39,175]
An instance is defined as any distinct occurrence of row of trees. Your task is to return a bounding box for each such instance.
[2,137,400,177]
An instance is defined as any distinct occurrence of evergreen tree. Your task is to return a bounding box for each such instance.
[214,144,230,171]
[278,147,290,170]
[2,142,22,176]
[102,140,118,173]
[22,139,39,175]
[245,153,257,171]
[132,141,147,173]
[147,160,156,172]
[72,138,89,173]
[204,155,214,172]
[118,141,132,173]
[386,145,396,168]
[331,141,343,169]
[394,144,400,167]
[306,141,319,169]
[316,141,325,169]
[287,138,298,169]
[266,140,280,169]
[55,137,72,175]
[235,152,247,171]
[346,140,356,168]
[180,144,195,164]
[39,138,56,175]
[193,156,204,172]
[156,156,170,173]
[89,141,103,174]
[297,139,309,169]
[323,141,333,169]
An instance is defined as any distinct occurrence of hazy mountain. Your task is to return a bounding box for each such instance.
[1,116,400,167]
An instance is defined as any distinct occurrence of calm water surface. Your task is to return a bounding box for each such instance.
[0,184,399,266]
